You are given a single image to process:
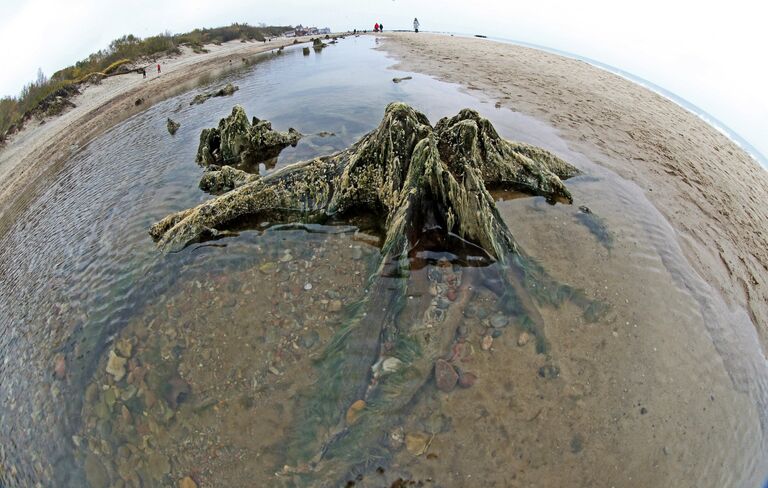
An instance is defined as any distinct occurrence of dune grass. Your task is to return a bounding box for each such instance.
[0,23,292,143]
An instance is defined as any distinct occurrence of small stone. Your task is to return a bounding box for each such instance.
[481,334,493,351]
[103,388,117,408]
[54,354,66,379]
[106,351,127,381]
[457,324,469,338]
[517,331,530,346]
[458,372,477,388]
[121,384,137,401]
[346,399,366,425]
[538,364,560,379]
[382,357,403,373]
[328,299,342,312]
[300,330,320,349]
[116,339,132,358]
[490,314,509,328]
[434,359,458,392]
[280,251,293,263]
[259,262,277,274]
[304,282,313,291]
[179,477,198,488]
[570,433,584,453]
[491,329,502,338]
[84,453,108,488]
[446,289,457,301]
[640,407,648,415]
[351,247,363,260]
[147,453,170,480]
[405,431,430,455]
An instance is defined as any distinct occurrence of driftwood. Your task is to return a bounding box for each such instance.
[149,102,602,485]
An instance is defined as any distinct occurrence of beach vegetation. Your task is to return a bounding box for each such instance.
[0,23,292,143]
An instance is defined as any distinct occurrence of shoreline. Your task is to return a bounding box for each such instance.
[0,35,320,238]
[376,32,768,352]
[0,31,765,353]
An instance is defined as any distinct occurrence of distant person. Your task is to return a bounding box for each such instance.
[379,23,384,32]
[156,63,161,74]
[413,18,420,33]
[374,22,379,32]
[140,67,146,79]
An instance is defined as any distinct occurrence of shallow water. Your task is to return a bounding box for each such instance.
[0,36,767,487]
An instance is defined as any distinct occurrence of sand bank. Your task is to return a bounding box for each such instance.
[0,35,318,237]
[379,32,768,351]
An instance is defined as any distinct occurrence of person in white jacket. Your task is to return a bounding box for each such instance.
[413,18,420,33]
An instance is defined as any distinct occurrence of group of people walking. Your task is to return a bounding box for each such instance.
[372,18,420,33]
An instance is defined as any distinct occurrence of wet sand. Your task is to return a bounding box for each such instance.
[378,32,768,352]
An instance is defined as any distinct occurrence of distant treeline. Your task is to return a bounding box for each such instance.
[0,23,292,143]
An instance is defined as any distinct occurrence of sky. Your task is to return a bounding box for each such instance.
[0,0,766,161]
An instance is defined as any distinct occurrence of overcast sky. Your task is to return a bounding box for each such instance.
[0,0,766,160]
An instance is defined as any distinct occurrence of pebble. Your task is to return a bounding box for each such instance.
[351,247,363,260]
[458,372,478,388]
[457,324,469,338]
[54,354,66,379]
[446,289,457,301]
[481,335,493,351]
[84,453,109,488]
[434,359,458,392]
[346,399,366,425]
[490,314,509,328]
[517,331,530,346]
[259,262,277,274]
[106,351,127,381]
[327,300,343,312]
[303,282,313,291]
[538,364,560,379]
[116,339,133,358]
[147,453,170,480]
[405,431,430,455]
[491,329,502,338]
[300,330,320,349]
[179,477,198,488]
[382,357,403,374]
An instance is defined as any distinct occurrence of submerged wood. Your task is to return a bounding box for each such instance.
[149,102,601,485]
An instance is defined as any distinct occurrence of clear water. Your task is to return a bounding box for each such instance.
[0,36,766,487]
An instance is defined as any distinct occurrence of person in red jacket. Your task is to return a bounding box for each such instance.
[374,22,379,32]
[157,63,161,74]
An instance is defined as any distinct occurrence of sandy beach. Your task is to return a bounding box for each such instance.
[379,33,768,351]
[0,35,317,238]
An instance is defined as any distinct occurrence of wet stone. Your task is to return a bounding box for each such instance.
[490,314,509,328]
[84,453,109,488]
[538,365,560,379]
[517,331,531,346]
[179,476,198,488]
[434,359,458,392]
[570,433,585,454]
[350,246,363,260]
[147,452,170,480]
[328,299,343,312]
[106,351,127,381]
[300,330,320,349]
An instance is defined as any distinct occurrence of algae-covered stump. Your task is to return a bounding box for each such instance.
[149,102,603,486]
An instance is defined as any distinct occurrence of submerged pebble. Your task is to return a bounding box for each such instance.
[435,359,458,392]
[490,314,509,328]
[105,351,127,381]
